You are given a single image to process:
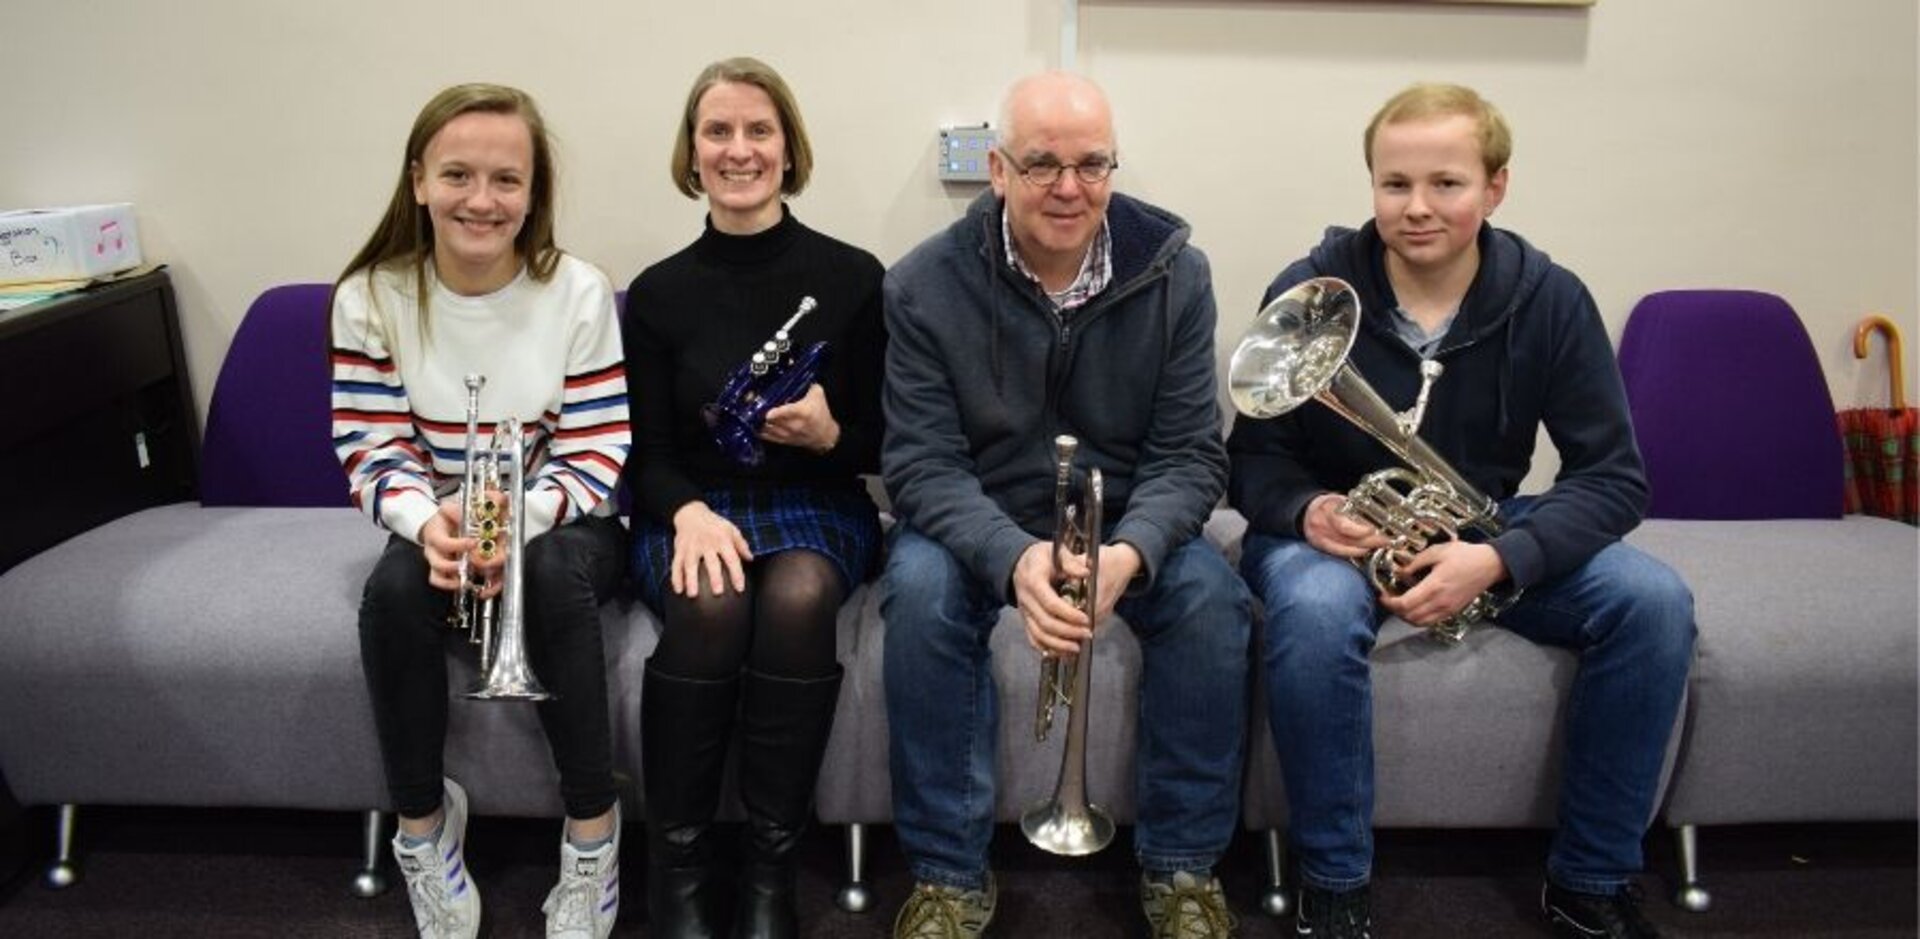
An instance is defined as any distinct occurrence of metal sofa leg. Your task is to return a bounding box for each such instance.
[1260,828,1292,917]
[1672,824,1711,912]
[43,803,79,888]
[352,809,390,898]
[835,822,872,913]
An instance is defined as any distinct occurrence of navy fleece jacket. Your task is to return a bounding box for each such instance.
[1225,222,1648,589]
[882,191,1228,596]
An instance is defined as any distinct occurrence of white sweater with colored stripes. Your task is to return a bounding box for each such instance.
[329,254,630,544]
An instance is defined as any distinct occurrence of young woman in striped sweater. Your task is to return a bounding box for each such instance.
[328,82,630,939]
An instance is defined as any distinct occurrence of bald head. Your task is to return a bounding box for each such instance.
[997,71,1115,155]
[989,70,1119,289]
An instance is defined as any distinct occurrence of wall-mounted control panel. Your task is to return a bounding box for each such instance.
[937,124,996,183]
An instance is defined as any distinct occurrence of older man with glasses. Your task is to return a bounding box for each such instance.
[879,70,1251,939]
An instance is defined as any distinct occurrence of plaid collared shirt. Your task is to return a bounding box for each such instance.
[1002,208,1112,314]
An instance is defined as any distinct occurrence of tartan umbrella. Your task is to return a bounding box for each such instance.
[1840,314,1917,525]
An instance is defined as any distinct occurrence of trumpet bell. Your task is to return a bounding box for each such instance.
[1227,277,1361,419]
[1020,798,1116,857]
[465,670,552,702]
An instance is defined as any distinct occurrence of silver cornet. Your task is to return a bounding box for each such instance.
[1228,277,1520,642]
[450,374,552,701]
[1021,435,1115,857]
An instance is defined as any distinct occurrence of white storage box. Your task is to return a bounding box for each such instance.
[0,204,143,286]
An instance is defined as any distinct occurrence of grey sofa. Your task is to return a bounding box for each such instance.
[0,284,1913,921]
[1636,518,1918,908]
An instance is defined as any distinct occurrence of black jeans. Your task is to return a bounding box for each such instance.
[358,514,625,819]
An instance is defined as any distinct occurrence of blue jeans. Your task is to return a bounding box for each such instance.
[883,523,1252,890]
[1242,502,1695,895]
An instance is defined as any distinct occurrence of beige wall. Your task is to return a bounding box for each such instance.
[5,0,1916,487]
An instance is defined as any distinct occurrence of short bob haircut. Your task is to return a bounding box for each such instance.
[671,57,814,200]
[1363,82,1513,179]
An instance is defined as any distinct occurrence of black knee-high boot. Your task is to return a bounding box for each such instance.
[732,666,843,939]
[643,664,739,939]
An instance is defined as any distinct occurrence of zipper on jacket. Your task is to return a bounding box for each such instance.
[1043,314,1073,427]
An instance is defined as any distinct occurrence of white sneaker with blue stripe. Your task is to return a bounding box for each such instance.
[542,801,622,938]
[393,778,481,939]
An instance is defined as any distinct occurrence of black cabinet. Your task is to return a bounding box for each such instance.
[0,270,200,573]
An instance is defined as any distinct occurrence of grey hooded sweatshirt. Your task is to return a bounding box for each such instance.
[881,190,1227,596]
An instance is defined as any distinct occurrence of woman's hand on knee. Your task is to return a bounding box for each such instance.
[670,501,754,598]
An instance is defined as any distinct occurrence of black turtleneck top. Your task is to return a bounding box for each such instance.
[623,207,887,524]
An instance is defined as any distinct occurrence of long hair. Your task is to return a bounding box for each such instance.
[670,57,814,199]
[335,83,561,336]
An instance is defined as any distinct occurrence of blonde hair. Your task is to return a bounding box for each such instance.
[670,57,814,199]
[1364,82,1512,178]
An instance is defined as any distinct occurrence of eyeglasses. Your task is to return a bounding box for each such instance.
[998,148,1119,187]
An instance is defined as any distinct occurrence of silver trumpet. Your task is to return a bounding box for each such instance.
[1021,434,1115,856]
[1228,277,1521,642]
[450,373,552,701]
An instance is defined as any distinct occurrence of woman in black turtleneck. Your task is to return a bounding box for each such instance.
[622,57,884,939]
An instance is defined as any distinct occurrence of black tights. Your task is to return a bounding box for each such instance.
[650,550,843,681]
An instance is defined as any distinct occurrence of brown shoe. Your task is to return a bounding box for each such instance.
[893,874,997,939]
[1141,871,1237,938]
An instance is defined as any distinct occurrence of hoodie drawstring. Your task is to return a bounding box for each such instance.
[1496,318,1515,438]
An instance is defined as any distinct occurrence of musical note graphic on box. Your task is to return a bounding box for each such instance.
[0,205,142,285]
[95,220,123,256]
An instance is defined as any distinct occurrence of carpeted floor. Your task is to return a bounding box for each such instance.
[0,805,1912,937]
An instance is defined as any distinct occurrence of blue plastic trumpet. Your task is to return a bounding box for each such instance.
[702,296,830,466]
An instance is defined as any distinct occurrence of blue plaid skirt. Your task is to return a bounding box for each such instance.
[630,484,882,613]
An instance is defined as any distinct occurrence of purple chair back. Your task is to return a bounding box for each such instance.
[1618,289,1843,519]
[199,284,350,507]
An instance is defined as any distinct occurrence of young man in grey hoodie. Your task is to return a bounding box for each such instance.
[880,71,1250,939]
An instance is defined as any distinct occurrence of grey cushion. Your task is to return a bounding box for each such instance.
[0,504,655,817]
[1630,518,1919,824]
[1243,619,1585,830]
